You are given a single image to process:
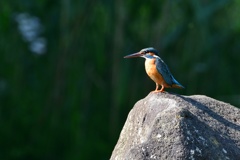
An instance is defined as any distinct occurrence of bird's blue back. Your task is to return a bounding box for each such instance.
[155,57,183,87]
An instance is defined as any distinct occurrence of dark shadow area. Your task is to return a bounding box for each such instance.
[180,111,240,159]
[177,95,240,132]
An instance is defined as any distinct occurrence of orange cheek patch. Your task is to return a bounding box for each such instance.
[149,53,154,56]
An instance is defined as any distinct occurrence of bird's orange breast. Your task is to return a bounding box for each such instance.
[145,59,170,87]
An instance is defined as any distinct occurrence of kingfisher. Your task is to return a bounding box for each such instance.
[124,47,184,92]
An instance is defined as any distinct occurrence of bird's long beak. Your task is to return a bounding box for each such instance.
[124,52,142,58]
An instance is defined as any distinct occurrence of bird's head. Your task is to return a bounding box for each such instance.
[124,47,159,59]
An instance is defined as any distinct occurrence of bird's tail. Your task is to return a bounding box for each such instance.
[172,83,184,89]
[172,78,184,89]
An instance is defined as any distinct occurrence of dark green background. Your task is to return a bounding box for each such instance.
[1,0,239,159]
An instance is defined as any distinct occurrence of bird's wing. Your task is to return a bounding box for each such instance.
[155,58,174,85]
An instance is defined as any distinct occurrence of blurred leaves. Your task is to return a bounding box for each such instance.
[0,0,240,159]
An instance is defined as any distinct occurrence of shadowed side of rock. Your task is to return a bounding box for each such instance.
[110,93,240,160]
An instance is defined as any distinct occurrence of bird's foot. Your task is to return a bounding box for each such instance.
[151,89,165,93]
[151,85,165,93]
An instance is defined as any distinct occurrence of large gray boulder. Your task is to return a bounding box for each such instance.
[110,93,240,160]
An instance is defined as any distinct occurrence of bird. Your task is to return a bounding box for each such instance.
[124,47,184,92]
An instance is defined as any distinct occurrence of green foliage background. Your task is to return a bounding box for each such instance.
[0,0,240,159]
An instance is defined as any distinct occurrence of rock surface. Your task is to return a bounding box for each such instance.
[110,93,240,160]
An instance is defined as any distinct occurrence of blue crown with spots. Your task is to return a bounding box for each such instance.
[140,47,159,56]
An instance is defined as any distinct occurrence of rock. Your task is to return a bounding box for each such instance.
[110,93,240,160]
